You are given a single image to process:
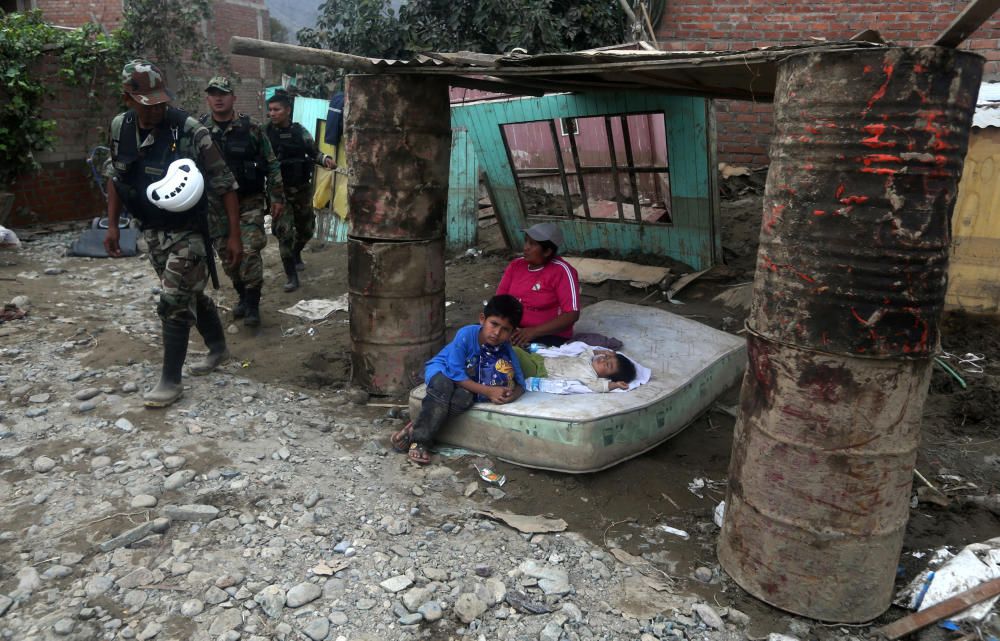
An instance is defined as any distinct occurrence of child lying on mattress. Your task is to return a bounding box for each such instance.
[513,343,637,393]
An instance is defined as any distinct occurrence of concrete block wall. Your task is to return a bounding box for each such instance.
[656,1,1000,166]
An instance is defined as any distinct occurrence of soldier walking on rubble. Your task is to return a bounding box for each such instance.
[264,89,336,292]
[104,60,243,408]
[201,76,284,328]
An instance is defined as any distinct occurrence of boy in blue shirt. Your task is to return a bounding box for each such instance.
[392,295,526,465]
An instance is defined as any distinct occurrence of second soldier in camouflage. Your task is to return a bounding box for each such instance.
[202,76,284,327]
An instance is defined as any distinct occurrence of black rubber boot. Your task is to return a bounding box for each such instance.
[282,257,300,292]
[189,297,229,376]
[294,248,306,272]
[244,287,262,327]
[144,320,189,408]
[231,283,247,319]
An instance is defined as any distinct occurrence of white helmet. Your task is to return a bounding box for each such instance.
[146,158,205,212]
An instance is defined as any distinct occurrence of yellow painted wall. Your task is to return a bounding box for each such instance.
[947,130,1000,314]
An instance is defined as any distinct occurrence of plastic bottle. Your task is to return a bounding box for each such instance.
[524,377,574,394]
[527,343,545,353]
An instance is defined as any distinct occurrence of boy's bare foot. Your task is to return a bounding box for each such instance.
[390,422,414,453]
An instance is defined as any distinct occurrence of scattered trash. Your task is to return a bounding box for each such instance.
[0,225,21,250]
[712,282,753,311]
[310,559,350,576]
[939,351,987,375]
[474,509,567,534]
[879,575,1000,639]
[609,548,674,591]
[505,589,553,614]
[464,247,483,258]
[475,464,506,487]
[665,268,711,304]
[961,495,1000,517]
[279,295,349,321]
[714,501,726,528]
[896,538,1000,622]
[307,327,317,337]
[0,304,27,324]
[658,524,690,539]
[687,476,725,498]
[563,256,671,288]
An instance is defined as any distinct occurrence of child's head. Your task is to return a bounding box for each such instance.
[592,351,637,383]
[478,295,523,346]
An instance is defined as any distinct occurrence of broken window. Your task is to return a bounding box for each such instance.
[500,112,670,225]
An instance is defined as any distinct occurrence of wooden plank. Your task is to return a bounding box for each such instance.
[446,128,478,251]
[934,0,1000,48]
[230,36,378,71]
[876,577,1000,639]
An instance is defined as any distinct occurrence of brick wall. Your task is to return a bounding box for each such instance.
[657,1,1000,166]
[9,0,272,225]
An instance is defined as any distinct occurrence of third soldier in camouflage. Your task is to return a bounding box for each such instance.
[202,76,284,328]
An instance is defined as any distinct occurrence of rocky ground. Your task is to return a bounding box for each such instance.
[0,201,998,641]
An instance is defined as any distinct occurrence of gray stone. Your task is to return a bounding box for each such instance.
[484,577,506,606]
[91,456,112,470]
[0,595,11,616]
[519,560,571,596]
[726,607,751,626]
[303,489,321,508]
[333,540,350,554]
[768,635,800,641]
[136,621,162,640]
[355,598,376,611]
[41,565,72,580]
[131,494,157,509]
[286,582,321,608]
[540,622,563,641]
[379,575,413,593]
[115,418,134,432]
[302,616,330,641]
[180,599,204,616]
[117,567,154,589]
[97,518,168,553]
[454,593,487,623]
[28,393,50,404]
[692,603,724,630]
[84,575,114,598]
[53,618,76,635]
[399,613,423,625]
[16,566,40,593]
[402,585,434,612]
[385,518,410,535]
[423,567,449,582]
[163,504,218,522]
[204,586,229,604]
[208,608,243,636]
[328,611,348,626]
[561,602,584,623]
[693,566,714,583]
[163,469,195,490]
[254,585,286,618]
[76,401,95,413]
[417,601,443,623]
[123,590,147,611]
[122,382,139,393]
[74,388,101,401]
[163,455,186,469]
[32,456,56,473]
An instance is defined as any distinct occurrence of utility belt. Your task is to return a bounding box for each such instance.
[113,176,202,231]
[280,158,313,187]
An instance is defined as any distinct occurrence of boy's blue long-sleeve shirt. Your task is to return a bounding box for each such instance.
[424,324,525,390]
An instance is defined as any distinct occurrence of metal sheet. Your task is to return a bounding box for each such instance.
[345,75,452,241]
[348,238,445,395]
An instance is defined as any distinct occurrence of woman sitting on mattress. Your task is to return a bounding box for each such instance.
[496,222,581,348]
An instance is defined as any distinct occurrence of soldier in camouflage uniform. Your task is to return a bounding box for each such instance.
[201,76,284,327]
[104,60,243,409]
[264,90,335,292]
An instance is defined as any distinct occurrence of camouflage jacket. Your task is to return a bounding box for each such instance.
[199,113,284,208]
[107,108,238,199]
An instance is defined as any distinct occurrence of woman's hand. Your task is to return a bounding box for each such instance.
[609,381,629,390]
[510,327,538,347]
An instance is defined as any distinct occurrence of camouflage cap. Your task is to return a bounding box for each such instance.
[121,59,173,106]
[205,76,234,93]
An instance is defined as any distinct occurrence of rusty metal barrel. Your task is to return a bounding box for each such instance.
[348,238,446,394]
[345,75,452,241]
[717,46,983,622]
[345,74,451,394]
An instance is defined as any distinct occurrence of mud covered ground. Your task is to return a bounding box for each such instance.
[1,193,998,639]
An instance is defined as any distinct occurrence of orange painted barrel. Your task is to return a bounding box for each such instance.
[718,46,983,622]
[348,237,445,395]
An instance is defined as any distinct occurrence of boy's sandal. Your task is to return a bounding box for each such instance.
[390,422,414,453]
[407,443,431,466]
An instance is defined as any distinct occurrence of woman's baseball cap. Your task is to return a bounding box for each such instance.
[523,222,564,248]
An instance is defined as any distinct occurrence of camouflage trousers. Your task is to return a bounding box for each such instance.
[274,187,315,261]
[145,229,210,325]
[214,207,267,290]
